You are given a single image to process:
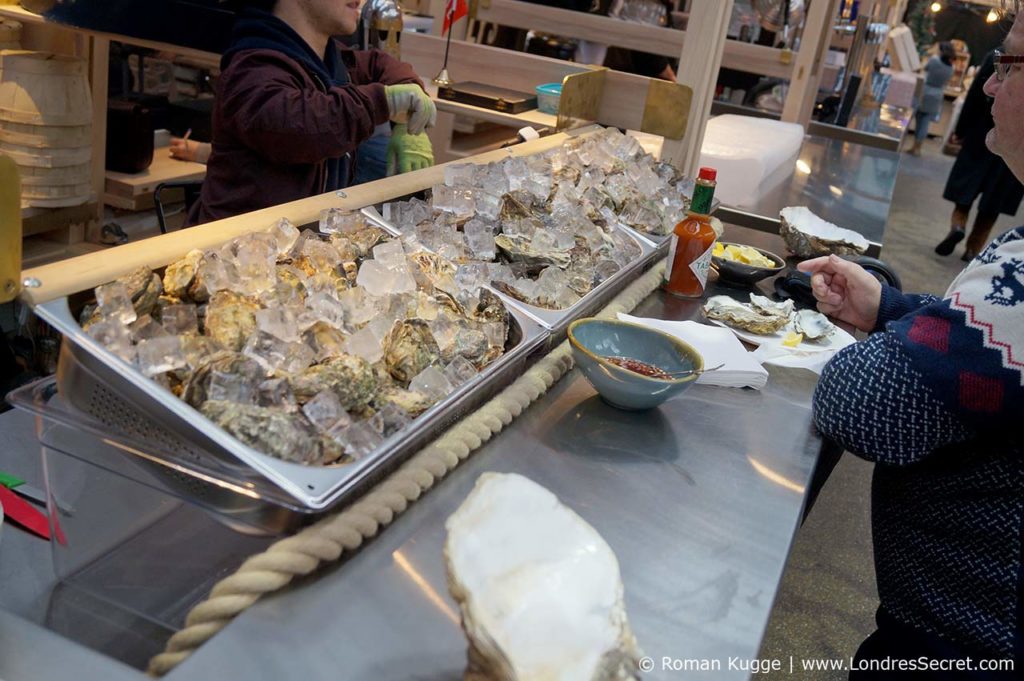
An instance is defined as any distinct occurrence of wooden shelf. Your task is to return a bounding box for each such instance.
[104,153,206,211]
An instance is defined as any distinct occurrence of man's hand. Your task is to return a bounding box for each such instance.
[384,84,436,135]
[796,254,882,333]
[169,137,211,164]
[386,124,434,175]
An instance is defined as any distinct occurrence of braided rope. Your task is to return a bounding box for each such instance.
[147,261,667,676]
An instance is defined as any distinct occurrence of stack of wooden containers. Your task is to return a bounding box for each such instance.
[0,21,92,208]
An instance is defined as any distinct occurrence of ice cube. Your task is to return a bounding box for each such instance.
[302,390,347,431]
[161,304,199,336]
[473,191,502,221]
[305,292,348,329]
[464,220,497,260]
[129,314,170,342]
[235,240,277,294]
[196,252,231,296]
[428,317,458,356]
[337,288,380,328]
[389,197,433,231]
[258,377,298,411]
[344,326,384,364]
[136,336,187,377]
[443,356,478,388]
[243,330,315,375]
[455,263,489,292]
[95,281,137,325]
[356,259,416,297]
[377,403,411,437]
[269,218,300,255]
[208,369,259,404]
[331,419,383,458]
[255,307,299,342]
[88,319,135,363]
[431,184,475,218]
[482,321,506,348]
[372,239,407,270]
[408,365,453,402]
[320,208,367,235]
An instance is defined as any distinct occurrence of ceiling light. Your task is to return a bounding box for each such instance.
[986,8,999,22]
[930,2,942,12]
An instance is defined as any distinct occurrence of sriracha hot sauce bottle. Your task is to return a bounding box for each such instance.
[665,167,718,298]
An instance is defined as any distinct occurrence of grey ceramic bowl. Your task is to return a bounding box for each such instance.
[712,242,786,287]
[567,318,703,411]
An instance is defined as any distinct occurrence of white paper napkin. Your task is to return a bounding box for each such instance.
[752,342,843,375]
[617,313,769,389]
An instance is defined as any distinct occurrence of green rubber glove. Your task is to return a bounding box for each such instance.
[383,84,437,135]
[386,124,434,176]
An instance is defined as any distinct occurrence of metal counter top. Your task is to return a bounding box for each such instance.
[718,132,901,255]
[0,230,826,681]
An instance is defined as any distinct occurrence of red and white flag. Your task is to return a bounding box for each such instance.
[442,0,469,35]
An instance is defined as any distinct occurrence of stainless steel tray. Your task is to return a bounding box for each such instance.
[32,295,548,511]
[497,225,659,334]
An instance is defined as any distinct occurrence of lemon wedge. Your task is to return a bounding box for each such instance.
[782,331,804,348]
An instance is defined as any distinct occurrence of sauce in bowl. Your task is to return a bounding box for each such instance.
[602,356,673,380]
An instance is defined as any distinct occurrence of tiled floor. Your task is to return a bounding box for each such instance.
[757,136,1023,679]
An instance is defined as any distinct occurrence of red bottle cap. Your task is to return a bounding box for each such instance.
[698,167,717,181]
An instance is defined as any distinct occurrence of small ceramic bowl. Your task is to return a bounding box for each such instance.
[712,242,786,287]
[567,318,703,411]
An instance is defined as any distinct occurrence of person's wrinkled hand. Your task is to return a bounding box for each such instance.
[169,137,211,164]
[384,84,437,135]
[796,254,882,333]
[386,124,434,175]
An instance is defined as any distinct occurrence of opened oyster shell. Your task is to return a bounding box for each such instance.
[792,308,835,340]
[779,206,870,258]
[703,295,791,334]
[445,473,642,681]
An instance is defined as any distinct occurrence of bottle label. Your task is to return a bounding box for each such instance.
[689,241,715,290]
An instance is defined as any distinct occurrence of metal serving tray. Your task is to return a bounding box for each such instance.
[32,293,548,512]
[366,205,662,335]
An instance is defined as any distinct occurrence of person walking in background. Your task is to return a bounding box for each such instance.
[906,41,956,157]
[935,50,1024,261]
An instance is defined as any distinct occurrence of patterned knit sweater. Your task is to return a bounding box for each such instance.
[813,226,1024,661]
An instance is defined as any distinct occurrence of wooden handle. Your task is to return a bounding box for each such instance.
[19,126,599,306]
[0,154,20,304]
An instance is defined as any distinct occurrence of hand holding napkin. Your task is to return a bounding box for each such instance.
[617,313,769,389]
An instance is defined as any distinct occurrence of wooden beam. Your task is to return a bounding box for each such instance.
[662,0,733,175]
[89,35,109,223]
[782,0,842,127]
[20,126,606,306]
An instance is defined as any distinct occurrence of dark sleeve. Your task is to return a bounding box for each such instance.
[345,48,423,88]
[629,51,670,78]
[872,284,940,332]
[954,51,994,140]
[813,332,973,466]
[219,52,390,165]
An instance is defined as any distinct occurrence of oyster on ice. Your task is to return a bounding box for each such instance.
[163,249,204,298]
[703,295,791,334]
[383,318,441,384]
[792,308,835,340]
[779,206,870,258]
[200,400,347,465]
[290,354,378,410]
[445,473,642,681]
[204,290,261,351]
[494,233,572,274]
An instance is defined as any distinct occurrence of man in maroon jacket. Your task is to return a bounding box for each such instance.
[188,0,435,225]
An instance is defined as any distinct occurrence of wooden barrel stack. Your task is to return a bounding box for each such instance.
[0,50,92,207]
[0,19,20,50]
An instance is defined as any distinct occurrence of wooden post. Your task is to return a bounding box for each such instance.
[661,0,733,176]
[781,0,841,127]
[89,35,109,223]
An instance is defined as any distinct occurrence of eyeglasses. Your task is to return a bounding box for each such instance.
[994,49,1024,81]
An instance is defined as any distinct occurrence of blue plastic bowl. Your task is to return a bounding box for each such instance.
[567,318,703,411]
[536,82,562,114]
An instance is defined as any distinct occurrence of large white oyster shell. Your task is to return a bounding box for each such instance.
[444,473,641,681]
[703,295,791,334]
[779,206,870,257]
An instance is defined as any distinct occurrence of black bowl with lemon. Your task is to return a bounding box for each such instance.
[711,242,786,287]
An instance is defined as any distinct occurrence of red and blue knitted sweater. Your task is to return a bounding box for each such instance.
[813,226,1024,662]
